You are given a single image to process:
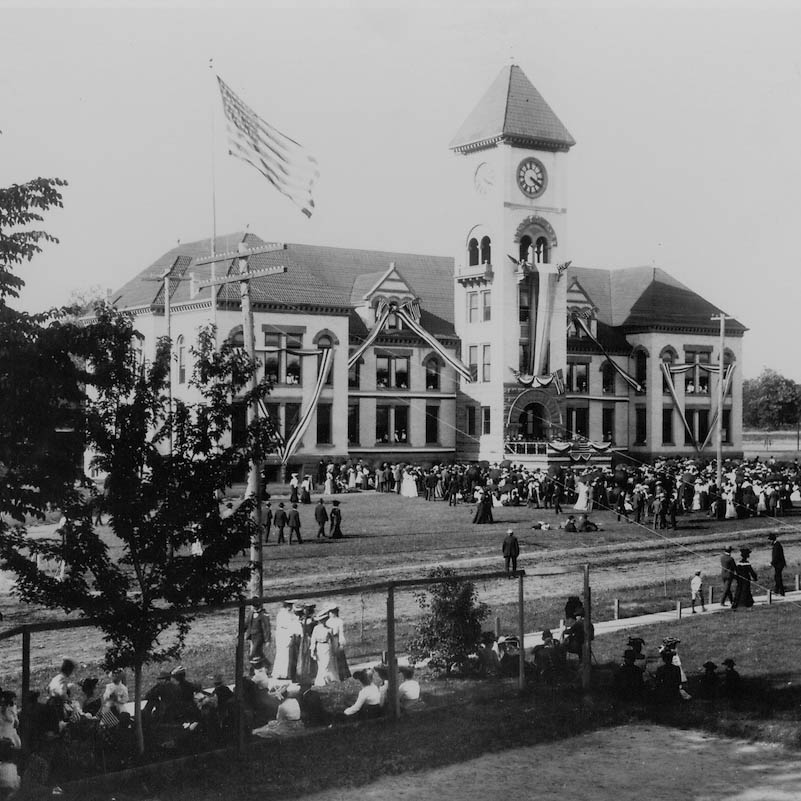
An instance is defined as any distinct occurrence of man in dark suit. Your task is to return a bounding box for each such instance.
[502,528,520,574]
[720,546,736,606]
[244,599,272,663]
[769,532,786,595]
[287,502,303,544]
[314,499,329,539]
[274,502,288,545]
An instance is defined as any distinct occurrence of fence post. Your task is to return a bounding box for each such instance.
[708,586,714,606]
[613,599,620,620]
[796,574,800,592]
[386,583,399,719]
[517,572,525,691]
[494,616,501,638]
[21,627,30,753]
[767,590,773,605]
[582,564,591,692]
[234,602,246,754]
[676,600,682,620]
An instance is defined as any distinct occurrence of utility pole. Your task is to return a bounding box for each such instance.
[196,243,287,597]
[711,314,731,495]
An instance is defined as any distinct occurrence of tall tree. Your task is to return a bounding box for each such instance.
[742,369,801,430]
[0,177,273,755]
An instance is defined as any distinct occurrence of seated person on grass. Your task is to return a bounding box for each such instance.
[253,684,304,738]
[532,629,567,684]
[398,666,422,712]
[614,649,645,701]
[343,669,382,720]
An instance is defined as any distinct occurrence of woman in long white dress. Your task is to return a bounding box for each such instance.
[272,600,298,680]
[323,467,335,496]
[691,481,703,512]
[573,481,590,512]
[311,613,336,687]
[725,486,737,519]
[347,467,357,490]
[401,469,418,498]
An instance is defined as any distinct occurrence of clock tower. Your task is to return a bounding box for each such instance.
[450,64,575,463]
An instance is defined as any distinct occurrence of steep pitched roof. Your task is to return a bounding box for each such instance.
[450,65,575,153]
[566,265,746,334]
[112,234,457,336]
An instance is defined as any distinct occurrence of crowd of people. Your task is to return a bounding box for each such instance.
[294,454,800,534]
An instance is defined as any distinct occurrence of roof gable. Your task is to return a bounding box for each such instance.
[450,65,575,152]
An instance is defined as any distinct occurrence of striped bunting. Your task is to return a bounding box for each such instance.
[218,76,319,219]
[573,316,643,393]
[347,305,392,370]
[660,362,697,448]
[700,364,735,450]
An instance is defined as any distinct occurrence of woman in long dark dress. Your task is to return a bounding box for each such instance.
[472,490,494,524]
[731,547,757,609]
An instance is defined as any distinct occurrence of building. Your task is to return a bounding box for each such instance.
[106,64,745,472]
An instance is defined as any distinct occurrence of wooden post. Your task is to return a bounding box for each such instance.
[708,586,714,606]
[494,616,501,638]
[582,564,591,692]
[517,572,525,691]
[795,574,800,592]
[613,599,620,620]
[386,584,399,719]
[21,627,30,752]
[676,600,682,619]
[767,590,773,605]
[234,603,246,754]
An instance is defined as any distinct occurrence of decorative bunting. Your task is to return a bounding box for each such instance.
[572,315,644,393]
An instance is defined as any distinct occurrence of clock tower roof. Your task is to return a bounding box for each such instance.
[450,64,575,153]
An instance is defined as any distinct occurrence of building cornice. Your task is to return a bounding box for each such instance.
[623,324,746,338]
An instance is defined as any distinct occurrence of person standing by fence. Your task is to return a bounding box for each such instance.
[768,532,786,596]
[502,529,520,574]
[720,546,736,606]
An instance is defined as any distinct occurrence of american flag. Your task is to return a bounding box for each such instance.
[217,76,319,218]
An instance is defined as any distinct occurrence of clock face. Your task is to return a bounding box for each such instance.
[516,158,547,198]
[473,162,495,195]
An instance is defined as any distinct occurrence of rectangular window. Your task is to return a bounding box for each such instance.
[602,363,616,394]
[635,407,647,445]
[348,360,360,389]
[425,360,440,390]
[316,403,332,445]
[285,333,302,385]
[285,403,301,437]
[602,407,615,444]
[467,405,477,437]
[394,406,408,443]
[376,406,390,443]
[698,409,710,443]
[376,356,390,388]
[574,407,588,438]
[567,363,588,393]
[263,332,281,383]
[482,290,492,322]
[519,343,530,374]
[467,292,478,323]
[684,409,695,446]
[425,404,439,444]
[231,401,247,447]
[482,406,491,435]
[685,347,712,396]
[662,408,673,445]
[519,285,531,323]
[722,409,732,444]
[394,357,409,389]
[482,345,491,382]
[468,346,478,382]
[347,403,360,445]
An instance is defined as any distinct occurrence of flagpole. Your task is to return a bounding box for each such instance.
[209,57,218,343]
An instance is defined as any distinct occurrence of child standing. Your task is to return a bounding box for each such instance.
[691,570,706,613]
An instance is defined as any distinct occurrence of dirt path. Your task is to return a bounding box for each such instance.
[296,724,799,801]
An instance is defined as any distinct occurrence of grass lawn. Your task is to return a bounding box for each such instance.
[59,601,801,800]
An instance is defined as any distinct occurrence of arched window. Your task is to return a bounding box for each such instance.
[468,238,479,267]
[176,335,186,384]
[660,347,677,394]
[317,334,333,385]
[425,358,441,391]
[226,325,244,348]
[534,236,549,264]
[519,235,532,263]
[480,235,491,265]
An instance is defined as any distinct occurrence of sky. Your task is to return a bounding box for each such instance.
[2,2,800,380]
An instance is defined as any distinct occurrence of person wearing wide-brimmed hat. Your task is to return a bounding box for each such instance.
[289,472,300,504]
[325,604,350,680]
[731,547,757,610]
[295,604,317,684]
[698,661,719,701]
[143,669,181,727]
[329,500,343,539]
[244,598,272,666]
[311,610,336,687]
[721,658,741,698]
